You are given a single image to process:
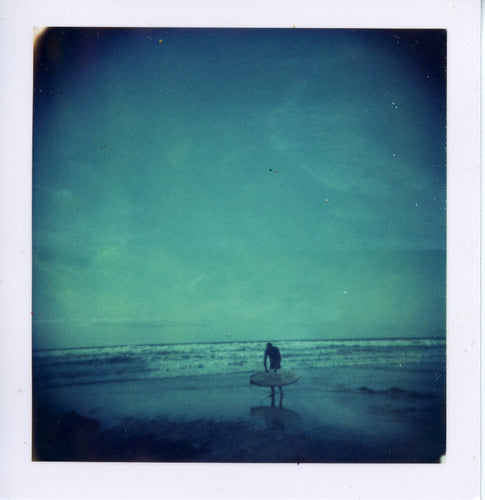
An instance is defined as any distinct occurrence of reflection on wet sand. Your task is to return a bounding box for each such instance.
[250,390,300,429]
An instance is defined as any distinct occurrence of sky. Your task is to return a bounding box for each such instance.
[32,28,446,349]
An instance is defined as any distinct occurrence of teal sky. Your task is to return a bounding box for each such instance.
[33,28,446,349]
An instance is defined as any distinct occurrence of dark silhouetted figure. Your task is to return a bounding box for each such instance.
[264,343,281,372]
[264,343,282,398]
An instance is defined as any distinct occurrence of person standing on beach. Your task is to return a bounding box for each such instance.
[264,343,281,372]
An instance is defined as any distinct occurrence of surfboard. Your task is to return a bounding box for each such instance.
[250,369,300,387]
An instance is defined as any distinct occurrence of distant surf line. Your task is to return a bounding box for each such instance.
[32,336,445,353]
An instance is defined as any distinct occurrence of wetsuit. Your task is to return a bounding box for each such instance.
[264,344,281,372]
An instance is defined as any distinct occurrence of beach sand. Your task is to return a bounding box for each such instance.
[32,366,445,463]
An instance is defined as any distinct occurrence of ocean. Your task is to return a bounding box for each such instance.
[33,337,445,388]
[32,338,446,463]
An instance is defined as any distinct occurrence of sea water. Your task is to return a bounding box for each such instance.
[32,337,446,462]
[33,337,445,390]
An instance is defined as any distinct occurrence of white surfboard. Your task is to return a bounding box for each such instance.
[250,369,300,387]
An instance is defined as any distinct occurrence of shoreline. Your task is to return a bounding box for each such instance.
[33,367,445,463]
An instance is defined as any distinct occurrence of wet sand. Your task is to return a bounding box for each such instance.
[33,367,445,463]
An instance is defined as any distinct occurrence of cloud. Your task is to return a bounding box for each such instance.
[32,29,446,350]
[34,235,96,270]
[88,318,212,329]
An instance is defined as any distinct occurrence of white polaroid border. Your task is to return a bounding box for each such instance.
[0,0,480,499]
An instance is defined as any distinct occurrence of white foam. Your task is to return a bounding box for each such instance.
[33,338,445,388]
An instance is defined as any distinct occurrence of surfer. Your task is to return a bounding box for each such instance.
[264,343,281,373]
[264,343,282,398]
